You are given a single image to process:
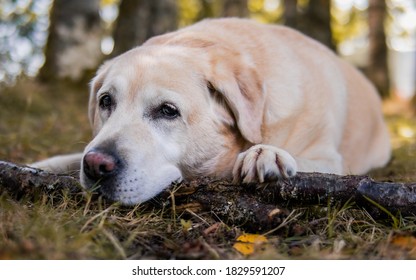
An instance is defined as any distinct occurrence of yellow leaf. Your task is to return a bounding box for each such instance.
[391,235,416,250]
[233,233,268,256]
[390,233,416,258]
[180,219,192,232]
[233,242,256,256]
[236,233,268,243]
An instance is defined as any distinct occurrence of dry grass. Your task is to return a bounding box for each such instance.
[0,79,415,259]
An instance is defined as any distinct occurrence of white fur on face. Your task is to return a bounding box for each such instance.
[80,106,185,205]
[81,53,232,205]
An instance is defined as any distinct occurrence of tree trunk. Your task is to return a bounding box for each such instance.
[284,0,335,50]
[221,0,249,17]
[365,0,389,97]
[38,0,102,83]
[283,0,298,27]
[111,0,178,57]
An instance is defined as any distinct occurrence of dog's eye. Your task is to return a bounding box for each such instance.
[99,94,113,110]
[159,103,180,119]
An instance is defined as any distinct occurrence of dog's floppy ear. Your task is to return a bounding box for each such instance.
[147,35,265,143]
[88,59,113,135]
[207,52,265,144]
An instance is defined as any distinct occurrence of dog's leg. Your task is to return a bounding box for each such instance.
[30,153,83,174]
[232,144,298,183]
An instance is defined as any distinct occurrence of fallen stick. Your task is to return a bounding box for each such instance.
[0,160,80,199]
[1,160,415,230]
[166,175,416,231]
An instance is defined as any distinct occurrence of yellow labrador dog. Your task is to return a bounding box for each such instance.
[33,18,391,205]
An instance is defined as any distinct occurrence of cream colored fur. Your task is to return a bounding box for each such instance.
[32,18,391,205]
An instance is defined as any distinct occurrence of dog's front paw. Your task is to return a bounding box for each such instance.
[232,144,297,184]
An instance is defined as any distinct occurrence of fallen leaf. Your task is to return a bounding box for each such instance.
[392,236,416,246]
[180,219,192,232]
[233,233,268,256]
[391,233,416,255]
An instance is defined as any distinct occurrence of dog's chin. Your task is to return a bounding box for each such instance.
[110,177,183,206]
[80,166,183,205]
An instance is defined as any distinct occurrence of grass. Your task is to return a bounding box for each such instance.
[0,79,416,259]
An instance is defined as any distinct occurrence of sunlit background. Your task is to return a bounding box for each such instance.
[0,0,415,98]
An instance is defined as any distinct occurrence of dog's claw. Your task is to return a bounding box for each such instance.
[232,144,297,184]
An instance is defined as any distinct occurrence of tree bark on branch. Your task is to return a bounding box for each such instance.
[1,160,415,231]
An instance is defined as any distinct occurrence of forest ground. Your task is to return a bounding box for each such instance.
[0,79,415,259]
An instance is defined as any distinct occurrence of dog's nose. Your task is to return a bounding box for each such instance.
[83,150,118,180]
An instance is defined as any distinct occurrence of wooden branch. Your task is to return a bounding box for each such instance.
[164,175,416,231]
[1,160,416,231]
[0,160,80,199]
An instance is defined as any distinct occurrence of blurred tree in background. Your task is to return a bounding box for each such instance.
[284,0,335,50]
[222,0,249,17]
[366,0,389,96]
[111,0,177,57]
[37,0,102,82]
[1,0,415,100]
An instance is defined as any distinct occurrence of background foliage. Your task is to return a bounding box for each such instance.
[0,0,416,260]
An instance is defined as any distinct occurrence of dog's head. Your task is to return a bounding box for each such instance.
[81,40,265,205]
